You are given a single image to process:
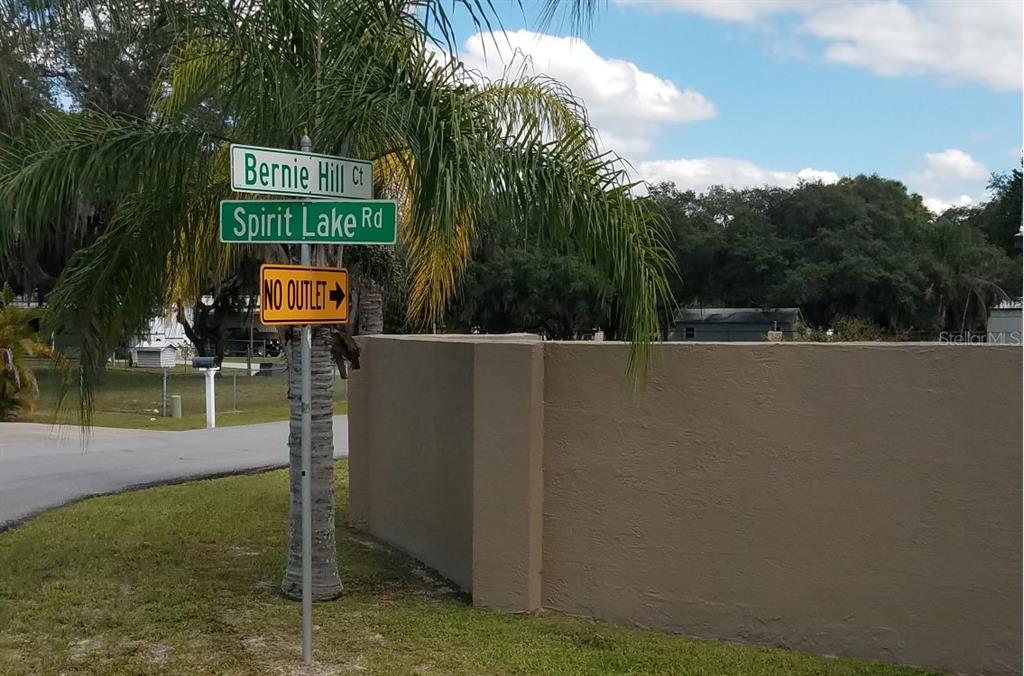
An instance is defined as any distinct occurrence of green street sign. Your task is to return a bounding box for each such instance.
[230,144,372,200]
[220,200,397,244]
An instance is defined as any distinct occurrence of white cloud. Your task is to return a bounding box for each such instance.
[616,0,817,23]
[803,1,1022,91]
[914,149,989,183]
[459,30,715,156]
[637,157,839,192]
[907,149,990,213]
[616,0,1023,91]
[794,167,841,183]
[921,194,974,214]
[637,150,992,213]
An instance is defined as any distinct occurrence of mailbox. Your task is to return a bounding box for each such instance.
[192,356,220,370]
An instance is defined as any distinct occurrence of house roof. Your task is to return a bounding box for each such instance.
[992,298,1022,310]
[673,307,803,325]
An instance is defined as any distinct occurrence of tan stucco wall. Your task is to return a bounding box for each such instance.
[543,342,1022,675]
[349,337,1022,675]
[471,341,545,610]
[348,336,476,589]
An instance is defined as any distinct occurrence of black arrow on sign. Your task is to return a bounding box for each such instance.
[329,282,346,309]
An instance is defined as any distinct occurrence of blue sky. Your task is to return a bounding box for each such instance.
[447,0,1023,212]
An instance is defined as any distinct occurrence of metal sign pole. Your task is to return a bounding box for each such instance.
[299,134,314,666]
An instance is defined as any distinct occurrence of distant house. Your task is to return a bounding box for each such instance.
[986,299,1022,345]
[668,307,803,342]
[134,345,178,368]
[126,296,280,359]
[128,306,191,351]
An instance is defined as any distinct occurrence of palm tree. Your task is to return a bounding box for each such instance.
[0,283,67,419]
[0,0,673,599]
[926,208,1014,333]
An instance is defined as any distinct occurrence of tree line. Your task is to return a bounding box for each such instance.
[442,171,1022,340]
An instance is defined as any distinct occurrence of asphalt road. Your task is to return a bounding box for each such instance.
[0,416,348,530]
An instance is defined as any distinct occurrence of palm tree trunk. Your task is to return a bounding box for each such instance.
[357,277,384,335]
[280,325,343,600]
[960,293,972,334]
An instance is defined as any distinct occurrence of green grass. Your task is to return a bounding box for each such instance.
[0,464,942,676]
[21,362,346,431]
[221,356,285,364]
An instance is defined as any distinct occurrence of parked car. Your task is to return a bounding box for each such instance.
[224,329,282,357]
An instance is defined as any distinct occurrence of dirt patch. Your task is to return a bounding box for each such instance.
[242,634,350,675]
[337,655,367,673]
[408,565,454,594]
[347,536,392,553]
[149,643,174,665]
[283,663,344,675]
[68,636,104,661]
[230,545,261,557]
[242,635,270,652]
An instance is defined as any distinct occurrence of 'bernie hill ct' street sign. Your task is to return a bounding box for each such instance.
[230,143,372,200]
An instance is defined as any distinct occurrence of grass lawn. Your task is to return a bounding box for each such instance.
[20,362,346,431]
[0,463,942,676]
[221,356,285,364]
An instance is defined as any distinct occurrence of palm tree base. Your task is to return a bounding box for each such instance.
[279,568,343,601]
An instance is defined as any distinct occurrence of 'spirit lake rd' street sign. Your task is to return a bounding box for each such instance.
[220,200,397,244]
[259,264,349,325]
[231,143,373,200]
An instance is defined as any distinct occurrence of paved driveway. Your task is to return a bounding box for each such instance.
[0,416,348,530]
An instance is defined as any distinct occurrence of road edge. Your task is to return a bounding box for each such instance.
[0,463,288,534]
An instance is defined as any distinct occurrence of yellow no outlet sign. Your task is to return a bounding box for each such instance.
[259,264,348,325]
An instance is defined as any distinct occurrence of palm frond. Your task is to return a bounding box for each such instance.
[317,44,675,369]
[0,111,215,229]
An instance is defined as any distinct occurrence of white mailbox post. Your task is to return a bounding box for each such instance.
[192,357,220,429]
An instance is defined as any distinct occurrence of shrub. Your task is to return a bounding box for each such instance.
[796,315,909,342]
[0,285,68,419]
